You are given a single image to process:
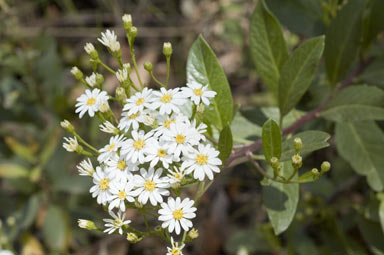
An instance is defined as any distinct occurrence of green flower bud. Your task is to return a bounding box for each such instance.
[78,219,97,230]
[134,200,143,208]
[163,42,172,57]
[311,168,319,176]
[96,73,104,86]
[60,119,75,133]
[84,43,98,59]
[270,157,279,169]
[122,14,132,30]
[196,103,205,113]
[144,61,153,72]
[126,232,142,243]
[116,87,126,101]
[291,154,302,169]
[129,26,138,39]
[71,66,83,80]
[321,161,331,173]
[293,137,302,152]
[188,228,199,239]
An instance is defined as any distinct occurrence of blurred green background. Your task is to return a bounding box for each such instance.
[1,0,384,254]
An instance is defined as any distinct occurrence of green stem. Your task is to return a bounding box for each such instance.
[149,71,165,87]
[165,56,171,88]
[182,230,187,243]
[98,60,116,75]
[130,46,143,88]
[288,167,298,181]
[74,134,99,154]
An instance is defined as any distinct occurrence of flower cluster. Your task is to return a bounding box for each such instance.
[62,14,221,254]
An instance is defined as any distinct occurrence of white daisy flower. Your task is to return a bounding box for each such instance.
[77,158,94,176]
[166,237,185,255]
[153,113,188,137]
[182,144,222,181]
[100,121,119,134]
[145,140,178,168]
[103,211,131,235]
[151,87,186,115]
[132,168,170,206]
[84,42,95,55]
[108,176,136,211]
[167,167,185,185]
[85,72,97,87]
[118,111,143,132]
[97,93,110,113]
[161,121,199,158]
[123,87,153,115]
[98,29,120,52]
[63,136,78,152]
[90,167,114,205]
[182,81,216,105]
[121,130,153,164]
[75,88,107,118]
[0,250,14,255]
[98,135,126,163]
[105,153,138,180]
[158,197,196,235]
[188,120,207,142]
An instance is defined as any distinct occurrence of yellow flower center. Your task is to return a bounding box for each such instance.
[118,190,126,199]
[157,149,167,157]
[175,134,185,144]
[171,248,181,255]
[193,88,203,96]
[86,97,96,106]
[128,112,139,119]
[173,209,183,220]
[144,179,156,191]
[117,160,126,170]
[133,139,145,150]
[195,154,208,165]
[174,173,181,180]
[99,178,109,190]
[160,93,172,103]
[114,220,122,226]
[136,97,144,106]
[164,119,175,128]
[107,143,115,152]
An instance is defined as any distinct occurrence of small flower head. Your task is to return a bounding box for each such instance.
[166,237,185,255]
[60,119,74,133]
[103,211,131,235]
[89,167,114,205]
[77,158,95,176]
[122,14,132,30]
[151,87,186,115]
[321,161,331,173]
[116,68,129,83]
[100,121,119,135]
[188,228,199,239]
[78,219,97,230]
[71,66,83,80]
[75,88,108,118]
[293,137,303,153]
[127,232,142,243]
[63,136,78,152]
[98,29,120,52]
[291,154,302,169]
[163,42,173,57]
[84,43,98,59]
[183,81,216,106]
[85,72,97,87]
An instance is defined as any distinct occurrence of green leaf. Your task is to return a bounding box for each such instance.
[298,170,320,183]
[0,163,29,178]
[261,107,306,129]
[281,131,330,161]
[359,58,384,88]
[358,215,384,254]
[321,85,384,122]
[43,206,69,252]
[324,0,364,86]
[250,0,289,97]
[218,125,233,163]
[4,137,37,164]
[279,36,325,117]
[379,198,384,234]
[187,35,233,130]
[263,161,299,235]
[362,0,384,51]
[231,113,262,144]
[262,119,282,163]
[335,121,384,192]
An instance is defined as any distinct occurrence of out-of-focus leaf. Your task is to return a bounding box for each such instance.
[218,125,233,163]
[42,206,69,252]
[278,36,324,117]
[362,0,384,50]
[250,0,289,97]
[358,215,384,255]
[40,127,61,166]
[324,0,364,86]
[231,113,262,144]
[281,131,330,161]
[20,194,40,230]
[0,163,29,178]
[4,137,37,164]
[378,197,384,234]
[262,119,281,162]
[225,228,271,253]
[335,121,384,192]
[187,35,233,130]
[321,85,384,122]
[359,58,384,88]
[262,161,299,235]
[261,107,305,129]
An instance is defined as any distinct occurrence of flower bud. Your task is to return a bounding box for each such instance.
[99,102,110,113]
[78,219,97,230]
[60,119,74,133]
[188,228,199,239]
[84,43,98,59]
[293,137,302,152]
[163,42,172,57]
[123,63,131,74]
[196,103,205,113]
[71,66,83,80]
[144,61,152,72]
[126,232,142,243]
[122,14,132,30]
[129,26,138,39]
[116,87,126,101]
[134,200,143,208]
[270,157,279,169]
[321,161,331,173]
[311,168,319,176]
[96,73,104,86]
[291,154,302,169]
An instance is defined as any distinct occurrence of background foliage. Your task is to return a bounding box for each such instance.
[1,0,384,254]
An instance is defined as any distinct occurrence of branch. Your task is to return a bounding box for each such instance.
[225,57,373,168]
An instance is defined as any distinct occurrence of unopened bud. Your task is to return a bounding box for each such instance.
[188,228,199,239]
[122,14,132,30]
[78,219,97,230]
[293,137,302,152]
[99,102,110,113]
[311,168,319,176]
[163,42,172,57]
[123,63,131,74]
[129,26,138,38]
[134,200,143,208]
[116,87,126,101]
[291,154,302,169]
[60,119,74,133]
[96,73,104,86]
[84,43,98,59]
[126,232,142,243]
[144,61,153,72]
[196,103,205,113]
[270,157,279,169]
[71,66,83,80]
[321,161,331,173]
